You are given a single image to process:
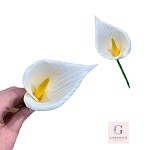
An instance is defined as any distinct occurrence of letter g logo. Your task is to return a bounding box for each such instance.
[114,125,123,135]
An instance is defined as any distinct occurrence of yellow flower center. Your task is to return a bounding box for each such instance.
[111,38,120,57]
[33,77,50,101]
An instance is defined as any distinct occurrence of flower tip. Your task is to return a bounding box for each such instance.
[94,15,98,20]
[95,16,100,24]
[88,64,98,72]
[93,64,98,68]
[95,16,104,25]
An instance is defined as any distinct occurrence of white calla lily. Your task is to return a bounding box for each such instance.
[95,16,131,60]
[23,60,97,111]
[95,16,131,88]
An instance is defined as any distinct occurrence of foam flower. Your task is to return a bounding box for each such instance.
[23,60,97,111]
[95,16,131,88]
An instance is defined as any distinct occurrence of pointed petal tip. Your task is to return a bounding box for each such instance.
[91,64,98,69]
[94,16,100,21]
[94,15,98,20]
[84,64,98,72]
[95,16,99,24]
[95,16,104,25]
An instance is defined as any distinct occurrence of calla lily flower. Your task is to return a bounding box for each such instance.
[95,16,131,88]
[23,60,97,111]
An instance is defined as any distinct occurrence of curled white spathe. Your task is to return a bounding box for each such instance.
[95,16,131,60]
[23,60,97,111]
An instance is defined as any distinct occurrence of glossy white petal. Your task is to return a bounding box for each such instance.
[23,60,97,111]
[95,16,131,60]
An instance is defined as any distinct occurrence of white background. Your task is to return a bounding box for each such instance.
[0,0,149,149]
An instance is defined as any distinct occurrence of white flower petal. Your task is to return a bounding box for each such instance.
[23,60,97,111]
[95,16,131,60]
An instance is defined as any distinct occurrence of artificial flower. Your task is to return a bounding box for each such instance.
[95,16,131,88]
[23,60,97,110]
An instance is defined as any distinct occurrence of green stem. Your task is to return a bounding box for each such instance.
[116,59,130,88]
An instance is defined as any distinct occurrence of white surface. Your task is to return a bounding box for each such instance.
[0,0,149,149]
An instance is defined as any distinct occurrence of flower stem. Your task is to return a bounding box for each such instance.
[116,59,130,88]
